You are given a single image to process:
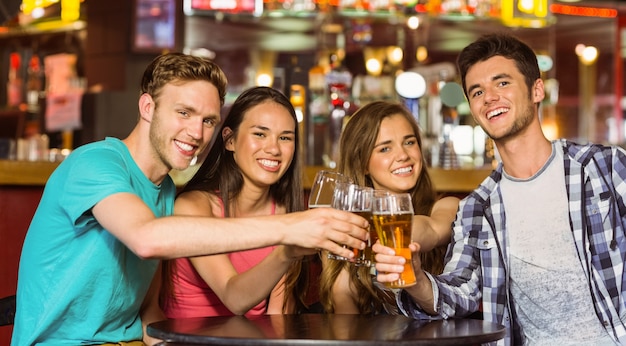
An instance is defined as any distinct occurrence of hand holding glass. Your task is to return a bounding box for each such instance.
[328,182,373,266]
[372,192,416,288]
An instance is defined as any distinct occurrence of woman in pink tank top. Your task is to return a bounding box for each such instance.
[147,87,318,320]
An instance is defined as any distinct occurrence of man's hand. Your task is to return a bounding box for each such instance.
[373,242,422,284]
[282,244,318,260]
[280,207,368,260]
[373,241,436,315]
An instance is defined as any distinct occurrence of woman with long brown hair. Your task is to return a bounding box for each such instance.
[320,100,459,314]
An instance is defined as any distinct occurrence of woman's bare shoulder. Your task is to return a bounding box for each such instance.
[175,190,221,217]
[434,195,460,210]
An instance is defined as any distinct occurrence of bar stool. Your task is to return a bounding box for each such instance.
[0,294,16,326]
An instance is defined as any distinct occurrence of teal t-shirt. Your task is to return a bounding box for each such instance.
[12,137,176,345]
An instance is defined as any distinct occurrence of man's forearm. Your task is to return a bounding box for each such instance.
[404,270,437,315]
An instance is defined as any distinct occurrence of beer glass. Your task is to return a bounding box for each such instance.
[308,170,351,209]
[372,192,416,288]
[328,182,373,266]
[366,190,391,265]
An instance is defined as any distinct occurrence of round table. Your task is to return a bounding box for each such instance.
[147,314,506,345]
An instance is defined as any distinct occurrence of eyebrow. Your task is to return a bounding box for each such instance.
[374,134,416,148]
[467,73,513,96]
[250,125,295,135]
[374,139,392,148]
[176,103,219,119]
[176,102,197,112]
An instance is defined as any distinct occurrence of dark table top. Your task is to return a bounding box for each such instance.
[147,314,506,345]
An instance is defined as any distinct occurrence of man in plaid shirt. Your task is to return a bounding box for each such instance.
[373,33,626,345]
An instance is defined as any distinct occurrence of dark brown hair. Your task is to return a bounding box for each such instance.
[456,33,541,100]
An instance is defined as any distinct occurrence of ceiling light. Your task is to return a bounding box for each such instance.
[395,71,426,99]
[407,16,419,30]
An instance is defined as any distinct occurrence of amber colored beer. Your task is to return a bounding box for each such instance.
[372,212,416,288]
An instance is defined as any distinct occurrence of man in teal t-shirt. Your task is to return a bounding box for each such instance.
[14,138,172,344]
[12,53,368,345]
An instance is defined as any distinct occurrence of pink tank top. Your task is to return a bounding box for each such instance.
[163,198,277,318]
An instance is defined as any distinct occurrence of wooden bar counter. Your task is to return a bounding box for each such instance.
[0,160,59,185]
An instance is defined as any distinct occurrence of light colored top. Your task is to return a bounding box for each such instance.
[163,198,276,318]
[502,144,613,345]
[12,137,174,345]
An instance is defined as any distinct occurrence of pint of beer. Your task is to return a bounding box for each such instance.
[372,193,416,288]
[329,182,374,266]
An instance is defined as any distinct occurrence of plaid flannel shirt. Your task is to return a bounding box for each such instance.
[398,139,626,345]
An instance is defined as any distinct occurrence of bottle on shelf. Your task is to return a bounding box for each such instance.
[26,54,43,113]
[7,52,23,108]
[323,52,352,169]
[308,55,329,166]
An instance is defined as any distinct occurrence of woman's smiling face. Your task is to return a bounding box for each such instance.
[226,100,296,189]
[367,113,422,193]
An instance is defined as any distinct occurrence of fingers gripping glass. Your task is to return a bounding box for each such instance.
[327,182,374,267]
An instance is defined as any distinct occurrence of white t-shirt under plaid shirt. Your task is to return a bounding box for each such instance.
[502,143,615,345]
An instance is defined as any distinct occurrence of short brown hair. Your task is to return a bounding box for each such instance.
[457,33,540,99]
[140,52,228,107]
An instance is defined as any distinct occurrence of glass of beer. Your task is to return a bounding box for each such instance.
[366,190,390,265]
[372,192,416,288]
[328,182,373,266]
[308,170,352,209]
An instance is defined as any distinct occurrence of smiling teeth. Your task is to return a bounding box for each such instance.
[392,167,412,174]
[259,159,278,167]
[487,108,509,119]
[175,140,193,152]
